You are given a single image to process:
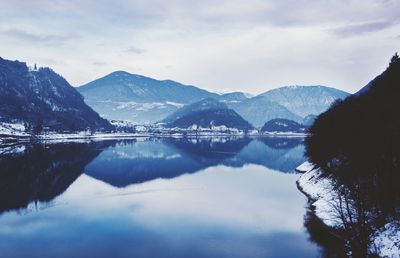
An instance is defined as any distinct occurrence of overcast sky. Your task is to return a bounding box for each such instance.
[0,0,399,94]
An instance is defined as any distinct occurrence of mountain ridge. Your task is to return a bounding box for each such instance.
[258,85,349,117]
[0,57,112,132]
[78,70,349,125]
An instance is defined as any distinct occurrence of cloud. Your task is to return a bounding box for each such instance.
[1,0,399,94]
[332,21,395,37]
[2,29,79,45]
[125,47,146,54]
[93,62,107,66]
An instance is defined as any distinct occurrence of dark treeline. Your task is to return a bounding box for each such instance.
[305,54,400,256]
[0,57,113,133]
[0,141,118,213]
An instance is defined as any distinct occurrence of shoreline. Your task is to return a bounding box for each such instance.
[296,161,400,257]
[0,131,307,146]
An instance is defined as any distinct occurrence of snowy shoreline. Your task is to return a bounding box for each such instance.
[0,131,307,145]
[1,122,308,146]
[296,162,400,257]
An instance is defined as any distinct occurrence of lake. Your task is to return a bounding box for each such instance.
[0,137,321,258]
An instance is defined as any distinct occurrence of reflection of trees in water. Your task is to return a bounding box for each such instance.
[0,142,111,213]
[304,206,347,257]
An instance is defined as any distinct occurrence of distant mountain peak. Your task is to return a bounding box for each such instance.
[78,72,219,123]
[77,70,349,126]
[109,70,132,76]
[258,85,349,118]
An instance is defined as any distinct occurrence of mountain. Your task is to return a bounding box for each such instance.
[0,57,112,132]
[307,55,400,170]
[78,71,219,124]
[162,98,253,130]
[218,92,249,103]
[259,85,349,117]
[77,71,348,126]
[306,53,400,212]
[226,85,349,128]
[228,96,303,127]
[163,98,226,123]
[260,118,307,133]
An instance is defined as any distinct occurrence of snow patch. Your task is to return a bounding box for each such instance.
[0,145,26,155]
[373,222,400,258]
[0,122,28,136]
[296,161,315,173]
[297,166,340,227]
[165,101,184,108]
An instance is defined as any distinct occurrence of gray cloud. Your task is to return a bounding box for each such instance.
[3,1,399,30]
[2,29,79,45]
[0,0,399,94]
[332,21,395,37]
[125,47,146,54]
[93,62,107,66]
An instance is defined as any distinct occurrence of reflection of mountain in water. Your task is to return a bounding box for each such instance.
[225,138,306,173]
[85,137,306,187]
[260,137,304,149]
[84,137,251,187]
[0,137,307,213]
[0,142,105,213]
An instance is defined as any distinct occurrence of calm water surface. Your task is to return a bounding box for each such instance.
[0,137,321,257]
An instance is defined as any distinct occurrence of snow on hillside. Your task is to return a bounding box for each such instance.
[259,85,349,118]
[297,164,341,227]
[0,121,262,145]
[0,122,29,136]
[297,162,400,257]
[373,222,400,257]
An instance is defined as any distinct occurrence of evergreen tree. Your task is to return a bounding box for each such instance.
[390,52,399,66]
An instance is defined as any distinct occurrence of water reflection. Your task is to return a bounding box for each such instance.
[225,138,305,172]
[0,142,106,212]
[85,137,306,187]
[85,137,252,187]
[0,137,318,258]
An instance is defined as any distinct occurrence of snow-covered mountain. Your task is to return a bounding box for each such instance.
[227,96,303,127]
[78,71,219,124]
[162,98,253,130]
[0,57,112,132]
[258,85,349,118]
[77,71,348,127]
[225,85,349,127]
[218,92,249,103]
